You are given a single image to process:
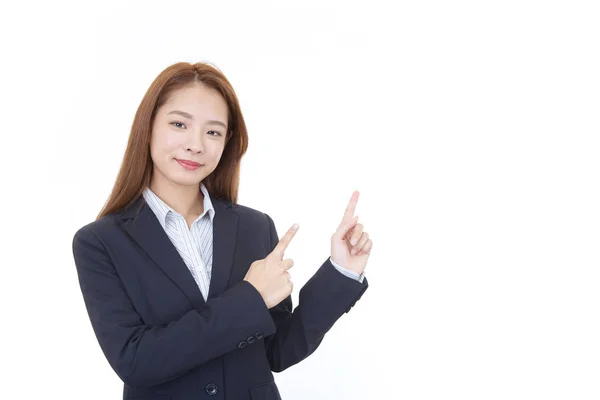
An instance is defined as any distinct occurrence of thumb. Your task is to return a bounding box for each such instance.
[335,215,359,240]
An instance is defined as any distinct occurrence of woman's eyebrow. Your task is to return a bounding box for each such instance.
[167,110,226,129]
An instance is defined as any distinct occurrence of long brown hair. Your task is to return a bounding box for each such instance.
[96,61,249,220]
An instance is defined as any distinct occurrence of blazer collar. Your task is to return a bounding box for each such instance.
[118,194,239,310]
[141,183,216,230]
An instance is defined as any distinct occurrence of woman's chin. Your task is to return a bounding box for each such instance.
[165,172,203,187]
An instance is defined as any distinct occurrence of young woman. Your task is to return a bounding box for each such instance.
[72,61,373,400]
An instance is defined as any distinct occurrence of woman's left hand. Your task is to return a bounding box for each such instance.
[330,191,373,275]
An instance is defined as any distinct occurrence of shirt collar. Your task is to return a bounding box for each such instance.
[142,182,215,230]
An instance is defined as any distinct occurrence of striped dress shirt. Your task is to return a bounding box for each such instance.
[142,183,364,301]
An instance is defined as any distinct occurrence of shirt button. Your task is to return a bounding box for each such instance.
[205,383,218,396]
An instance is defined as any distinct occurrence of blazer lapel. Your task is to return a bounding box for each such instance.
[207,197,238,299]
[118,195,239,310]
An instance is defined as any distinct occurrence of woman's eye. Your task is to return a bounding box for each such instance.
[170,123,220,136]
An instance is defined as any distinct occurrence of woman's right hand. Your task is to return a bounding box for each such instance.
[244,223,299,309]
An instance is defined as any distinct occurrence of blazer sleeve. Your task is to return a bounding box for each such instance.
[72,225,277,388]
[262,213,369,372]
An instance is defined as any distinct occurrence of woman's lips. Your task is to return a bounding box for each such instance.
[176,159,203,170]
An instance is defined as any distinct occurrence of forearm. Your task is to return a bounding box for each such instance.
[264,257,368,372]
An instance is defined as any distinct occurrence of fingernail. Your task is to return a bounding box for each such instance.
[292,224,299,230]
[351,249,356,255]
[351,238,358,245]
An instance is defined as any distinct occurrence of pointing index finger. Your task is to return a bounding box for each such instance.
[270,223,299,259]
[342,190,360,224]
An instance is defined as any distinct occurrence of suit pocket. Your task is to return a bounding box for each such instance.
[249,381,282,400]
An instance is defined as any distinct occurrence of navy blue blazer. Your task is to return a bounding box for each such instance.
[72,194,369,400]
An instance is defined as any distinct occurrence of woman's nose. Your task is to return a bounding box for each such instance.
[186,132,204,153]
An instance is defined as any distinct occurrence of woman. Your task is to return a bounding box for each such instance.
[72,61,373,400]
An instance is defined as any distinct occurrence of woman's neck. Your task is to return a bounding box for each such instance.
[148,180,204,218]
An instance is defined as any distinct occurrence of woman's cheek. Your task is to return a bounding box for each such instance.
[165,132,182,148]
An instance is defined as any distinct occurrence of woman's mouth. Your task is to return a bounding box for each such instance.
[175,159,204,170]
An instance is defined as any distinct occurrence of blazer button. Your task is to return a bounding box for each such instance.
[255,331,263,339]
[247,335,256,344]
[238,340,248,349]
[205,383,218,396]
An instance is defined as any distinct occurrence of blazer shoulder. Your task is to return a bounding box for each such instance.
[72,213,119,248]
[230,203,279,252]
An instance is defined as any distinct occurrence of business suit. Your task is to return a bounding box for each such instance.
[72,193,369,400]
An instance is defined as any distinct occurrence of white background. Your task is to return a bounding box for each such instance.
[1,1,599,399]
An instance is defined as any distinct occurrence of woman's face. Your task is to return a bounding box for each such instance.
[150,83,228,188]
